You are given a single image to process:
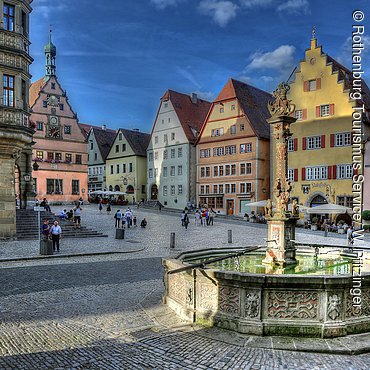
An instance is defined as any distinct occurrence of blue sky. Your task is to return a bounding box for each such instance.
[30,0,370,132]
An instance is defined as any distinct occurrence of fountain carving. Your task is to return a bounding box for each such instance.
[263,82,298,267]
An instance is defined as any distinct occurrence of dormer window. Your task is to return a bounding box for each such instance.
[59,103,64,111]
[51,82,56,89]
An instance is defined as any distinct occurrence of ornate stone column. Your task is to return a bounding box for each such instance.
[263,82,299,267]
[0,126,34,238]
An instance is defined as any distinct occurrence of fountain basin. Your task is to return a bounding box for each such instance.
[163,247,370,338]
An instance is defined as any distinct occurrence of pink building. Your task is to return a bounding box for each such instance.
[29,33,88,202]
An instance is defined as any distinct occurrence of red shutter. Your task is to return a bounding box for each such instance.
[354,167,358,176]
[302,108,307,120]
[332,165,337,179]
[294,138,298,151]
[302,137,307,150]
[301,168,306,181]
[303,81,309,92]
[316,106,321,117]
[321,135,325,148]
[328,166,332,179]
[329,104,335,116]
[294,169,298,182]
[316,78,321,90]
[330,134,335,147]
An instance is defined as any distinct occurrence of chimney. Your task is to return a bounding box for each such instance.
[191,92,198,104]
[102,124,106,130]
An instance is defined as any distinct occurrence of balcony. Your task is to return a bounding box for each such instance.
[0,29,31,58]
[0,107,30,127]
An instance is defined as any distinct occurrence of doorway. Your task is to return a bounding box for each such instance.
[227,199,234,215]
[151,184,158,200]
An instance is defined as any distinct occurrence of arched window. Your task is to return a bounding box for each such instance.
[114,185,121,191]
[126,185,134,194]
[109,185,113,191]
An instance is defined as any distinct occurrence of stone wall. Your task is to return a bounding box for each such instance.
[163,255,370,338]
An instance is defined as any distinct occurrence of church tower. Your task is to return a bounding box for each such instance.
[44,30,56,77]
[29,33,88,203]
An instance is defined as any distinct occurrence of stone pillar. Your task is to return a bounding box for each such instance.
[262,82,299,267]
[0,126,34,238]
[0,154,17,238]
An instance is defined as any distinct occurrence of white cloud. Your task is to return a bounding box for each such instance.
[246,45,296,72]
[176,66,202,89]
[193,90,216,101]
[277,0,310,14]
[198,0,239,27]
[33,0,67,18]
[240,0,275,8]
[260,75,274,83]
[150,0,186,9]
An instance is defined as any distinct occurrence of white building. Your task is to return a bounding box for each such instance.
[147,90,211,209]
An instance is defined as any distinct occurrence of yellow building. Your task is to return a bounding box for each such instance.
[282,34,370,221]
[106,129,150,203]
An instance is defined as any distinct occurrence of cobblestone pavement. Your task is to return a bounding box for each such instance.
[1,206,370,369]
[1,204,369,260]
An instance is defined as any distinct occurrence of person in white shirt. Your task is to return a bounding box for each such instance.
[50,220,62,252]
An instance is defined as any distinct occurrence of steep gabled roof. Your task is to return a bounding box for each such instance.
[214,78,272,139]
[121,129,150,157]
[326,55,370,113]
[162,90,211,144]
[79,123,116,161]
[79,123,93,139]
[29,77,46,107]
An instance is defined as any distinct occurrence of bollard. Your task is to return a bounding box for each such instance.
[40,239,53,255]
[115,228,125,239]
[228,230,232,244]
[324,224,328,237]
[170,232,175,248]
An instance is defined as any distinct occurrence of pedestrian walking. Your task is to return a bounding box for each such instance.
[41,219,50,240]
[99,202,103,213]
[184,212,189,230]
[205,209,210,226]
[125,209,132,228]
[133,216,137,227]
[347,226,354,249]
[209,208,215,226]
[73,203,82,229]
[195,210,201,226]
[114,209,122,228]
[107,203,111,215]
[50,220,62,252]
[121,213,126,228]
[181,210,185,226]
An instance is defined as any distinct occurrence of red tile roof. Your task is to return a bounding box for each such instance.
[29,77,46,108]
[213,78,272,139]
[161,90,211,144]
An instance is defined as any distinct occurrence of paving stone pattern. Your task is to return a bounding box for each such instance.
[0,205,370,369]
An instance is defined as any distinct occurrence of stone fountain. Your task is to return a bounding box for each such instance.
[262,82,299,268]
[162,82,370,338]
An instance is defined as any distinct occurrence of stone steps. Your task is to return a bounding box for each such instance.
[16,209,108,240]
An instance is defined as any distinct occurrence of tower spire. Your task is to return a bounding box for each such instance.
[44,26,56,77]
[310,26,317,49]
